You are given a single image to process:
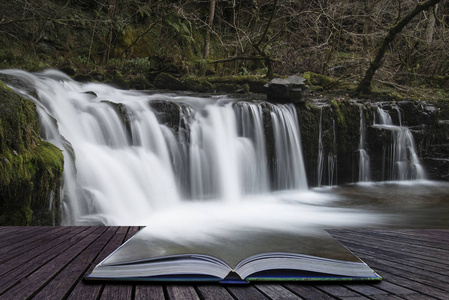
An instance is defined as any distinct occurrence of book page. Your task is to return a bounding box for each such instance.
[102,226,361,269]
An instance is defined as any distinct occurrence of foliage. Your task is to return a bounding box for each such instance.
[0,82,64,225]
[0,0,448,95]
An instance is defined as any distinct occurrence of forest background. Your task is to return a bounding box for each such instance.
[0,0,448,99]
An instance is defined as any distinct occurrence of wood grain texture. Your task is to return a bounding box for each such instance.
[196,284,234,300]
[166,285,200,300]
[135,285,165,300]
[0,227,447,300]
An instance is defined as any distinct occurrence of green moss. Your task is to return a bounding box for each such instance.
[182,76,214,93]
[0,83,64,225]
[331,99,346,126]
[153,73,186,90]
[303,72,338,90]
[128,75,153,90]
[207,75,268,93]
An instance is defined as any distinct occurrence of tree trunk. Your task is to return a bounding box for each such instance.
[253,0,278,79]
[204,0,216,59]
[356,0,442,95]
[425,5,437,45]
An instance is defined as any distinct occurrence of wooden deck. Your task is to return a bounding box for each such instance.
[0,227,448,300]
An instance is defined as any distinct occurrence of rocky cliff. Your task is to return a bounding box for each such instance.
[0,82,64,225]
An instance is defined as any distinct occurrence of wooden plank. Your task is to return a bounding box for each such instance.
[360,281,416,296]
[0,226,44,244]
[0,226,85,276]
[335,234,449,295]
[331,237,449,276]
[343,229,449,252]
[283,284,337,300]
[316,284,371,299]
[331,230,449,261]
[331,232,449,269]
[0,227,108,300]
[368,295,409,300]
[1,227,449,300]
[0,226,51,253]
[342,283,389,297]
[196,285,234,300]
[353,262,449,300]
[0,226,27,238]
[0,226,96,294]
[364,256,449,290]
[135,285,165,300]
[99,283,132,300]
[67,226,136,300]
[331,229,449,256]
[376,229,449,244]
[0,226,68,261]
[32,226,120,300]
[334,241,449,288]
[227,285,269,300]
[98,227,140,300]
[166,285,200,300]
[255,283,303,300]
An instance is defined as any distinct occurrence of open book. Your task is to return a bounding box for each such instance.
[86,227,381,283]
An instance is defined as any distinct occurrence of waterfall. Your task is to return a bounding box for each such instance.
[328,119,337,186]
[2,70,308,225]
[317,108,324,187]
[316,107,337,187]
[374,106,426,181]
[269,104,308,190]
[358,108,371,182]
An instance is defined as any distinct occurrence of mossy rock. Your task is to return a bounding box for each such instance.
[303,72,338,90]
[153,73,186,90]
[128,75,154,90]
[208,75,268,93]
[106,70,129,89]
[73,74,92,82]
[148,100,181,132]
[182,76,214,93]
[215,83,239,93]
[0,82,64,225]
[148,55,183,74]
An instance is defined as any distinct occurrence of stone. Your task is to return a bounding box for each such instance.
[264,75,309,103]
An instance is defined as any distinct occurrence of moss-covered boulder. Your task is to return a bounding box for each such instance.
[0,82,64,225]
[153,73,186,91]
[128,75,153,90]
[182,76,214,93]
[303,72,338,90]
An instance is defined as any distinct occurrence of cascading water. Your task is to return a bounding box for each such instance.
[374,106,426,181]
[358,108,371,182]
[317,108,324,187]
[328,119,337,186]
[269,104,308,190]
[316,107,337,187]
[1,70,308,225]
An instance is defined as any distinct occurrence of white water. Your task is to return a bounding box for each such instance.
[316,107,337,187]
[2,70,317,226]
[374,106,426,181]
[317,108,324,187]
[358,108,371,182]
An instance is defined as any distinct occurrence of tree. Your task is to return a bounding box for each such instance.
[204,0,216,59]
[356,0,443,95]
[211,0,280,78]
